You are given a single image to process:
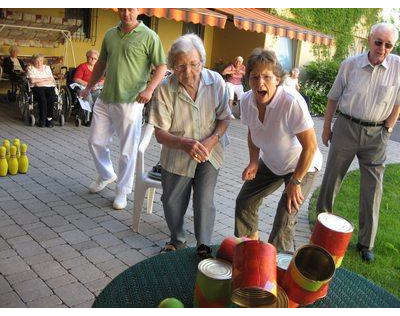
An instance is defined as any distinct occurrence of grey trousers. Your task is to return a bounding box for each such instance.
[235,159,317,252]
[316,115,390,249]
[161,162,219,247]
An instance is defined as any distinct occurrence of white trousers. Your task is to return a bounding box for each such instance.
[226,82,244,100]
[88,98,144,195]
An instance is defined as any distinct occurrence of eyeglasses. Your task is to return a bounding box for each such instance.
[88,56,98,60]
[374,40,394,49]
[173,62,202,72]
[249,74,276,82]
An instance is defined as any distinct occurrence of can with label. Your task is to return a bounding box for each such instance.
[216,236,250,263]
[276,251,293,287]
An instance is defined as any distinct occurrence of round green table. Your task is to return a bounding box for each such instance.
[93,246,400,308]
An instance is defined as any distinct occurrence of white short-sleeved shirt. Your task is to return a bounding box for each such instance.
[282,76,298,91]
[240,86,323,175]
[26,65,55,88]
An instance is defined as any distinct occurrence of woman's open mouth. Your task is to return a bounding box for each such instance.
[257,90,267,97]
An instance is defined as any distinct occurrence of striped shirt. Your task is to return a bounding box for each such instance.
[328,53,400,122]
[149,68,231,178]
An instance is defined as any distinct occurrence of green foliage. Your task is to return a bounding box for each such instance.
[308,164,400,298]
[300,59,340,115]
[288,8,381,61]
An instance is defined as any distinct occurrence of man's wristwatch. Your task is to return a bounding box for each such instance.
[384,126,393,133]
[289,176,302,185]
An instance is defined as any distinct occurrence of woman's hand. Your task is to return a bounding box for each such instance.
[242,162,258,181]
[181,138,209,163]
[285,182,304,214]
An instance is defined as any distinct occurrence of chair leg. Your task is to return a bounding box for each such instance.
[146,187,156,214]
[133,184,147,232]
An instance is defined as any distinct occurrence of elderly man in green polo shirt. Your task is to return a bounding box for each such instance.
[81,8,167,210]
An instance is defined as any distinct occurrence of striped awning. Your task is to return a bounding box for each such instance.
[139,8,227,29]
[214,8,333,46]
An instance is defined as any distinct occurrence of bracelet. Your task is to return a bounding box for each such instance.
[289,176,302,185]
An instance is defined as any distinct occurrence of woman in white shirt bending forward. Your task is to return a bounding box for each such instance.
[234,48,323,252]
[26,54,57,127]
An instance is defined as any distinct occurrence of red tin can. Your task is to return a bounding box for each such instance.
[231,240,277,307]
[276,251,293,287]
[216,236,250,263]
[310,212,353,268]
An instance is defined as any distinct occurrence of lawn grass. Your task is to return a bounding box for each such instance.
[308,164,400,298]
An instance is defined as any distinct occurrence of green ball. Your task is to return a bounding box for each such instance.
[158,297,184,308]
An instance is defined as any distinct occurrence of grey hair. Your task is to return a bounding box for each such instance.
[370,22,398,43]
[167,34,206,69]
[86,49,99,58]
[31,53,44,62]
[245,48,284,84]
[291,68,300,75]
[235,56,244,62]
[9,45,18,54]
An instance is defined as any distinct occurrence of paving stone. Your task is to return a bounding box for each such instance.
[104,265,129,279]
[72,298,95,308]
[96,258,126,272]
[91,232,122,248]
[115,249,147,266]
[0,275,13,294]
[41,214,69,228]
[13,240,46,258]
[40,237,66,249]
[59,229,90,245]
[139,246,160,257]
[60,256,91,270]
[81,247,114,264]
[0,290,26,307]
[13,278,53,302]
[84,227,108,237]
[28,226,58,242]
[100,219,129,233]
[32,261,68,280]
[80,207,105,218]
[69,263,105,284]
[72,240,99,251]
[0,218,15,228]
[106,243,131,255]
[47,244,81,261]
[122,235,154,249]
[53,224,77,234]
[0,224,26,239]
[84,276,111,293]
[113,229,135,239]
[7,234,34,246]
[21,221,46,231]
[69,217,98,231]
[0,255,31,276]
[0,240,11,252]
[53,282,94,307]
[6,270,38,285]
[45,274,77,289]
[27,295,63,308]
[53,205,79,217]
[25,253,54,266]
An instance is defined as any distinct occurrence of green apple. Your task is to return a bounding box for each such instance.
[158,297,184,308]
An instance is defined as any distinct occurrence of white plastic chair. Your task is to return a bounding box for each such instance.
[133,124,162,232]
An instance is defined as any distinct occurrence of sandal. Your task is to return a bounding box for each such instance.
[197,244,213,260]
[160,242,177,254]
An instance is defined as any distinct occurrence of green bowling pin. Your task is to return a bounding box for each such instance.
[8,146,18,175]
[18,144,29,174]
[0,146,8,177]
[13,139,20,159]
[3,140,10,163]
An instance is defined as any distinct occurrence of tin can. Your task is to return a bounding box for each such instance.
[231,240,277,307]
[282,244,335,305]
[276,252,293,287]
[310,212,353,268]
[216,236,250,263]
[193,258,232,308]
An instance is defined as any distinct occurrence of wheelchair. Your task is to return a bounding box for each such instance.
[63,67,96,127]
[16,76,67,127]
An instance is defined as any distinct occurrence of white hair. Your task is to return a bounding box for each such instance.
[9,45,18,54]
[167,34,206,69]
[370,22,398,43]
[86,49,99,58]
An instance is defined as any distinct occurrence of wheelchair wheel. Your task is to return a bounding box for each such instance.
[59,85,72,120]
[75,117,81,127]
[59,114,65,126]
[29,114,35,127]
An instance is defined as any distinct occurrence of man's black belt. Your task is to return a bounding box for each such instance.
[340,112,385,127]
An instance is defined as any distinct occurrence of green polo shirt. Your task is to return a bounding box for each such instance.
[98,21,166,103]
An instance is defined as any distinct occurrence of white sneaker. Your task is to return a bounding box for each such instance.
[113,191,127,210]
[89,174,117,193]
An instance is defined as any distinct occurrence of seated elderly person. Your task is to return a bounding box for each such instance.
[3,46,26,80]
[73,49,103,100]
[26,54,57,128]
[149,34,231,258]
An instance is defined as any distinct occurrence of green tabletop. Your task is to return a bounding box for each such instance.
[93,246,400,308]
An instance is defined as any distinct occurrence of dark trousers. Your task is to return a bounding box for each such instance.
[32,86,56,122]
[235,159,317,251]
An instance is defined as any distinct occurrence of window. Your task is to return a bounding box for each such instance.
[65,8,91,39]
[182,22,204,39]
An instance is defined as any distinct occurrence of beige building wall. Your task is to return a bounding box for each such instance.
[210,21,265,68]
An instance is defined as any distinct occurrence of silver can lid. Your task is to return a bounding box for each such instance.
[277,252,293,271]
[198,258,232,280]
[318,213,353,233]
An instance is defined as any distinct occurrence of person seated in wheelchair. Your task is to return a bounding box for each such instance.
[73,49,104,103]
[222,56,246,119]
[72,49,104,126]
[26,54,57,128]
[3,46,27,100]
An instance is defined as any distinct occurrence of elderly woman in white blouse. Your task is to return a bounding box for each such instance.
[26,54,57,127]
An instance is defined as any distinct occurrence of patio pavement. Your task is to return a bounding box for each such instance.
[1,100,399,307]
